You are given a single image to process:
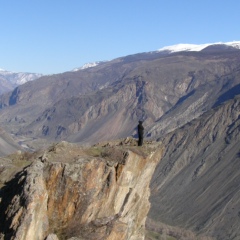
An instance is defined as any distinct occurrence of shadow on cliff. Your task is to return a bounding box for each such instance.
[0,169,27,239]
[213,83,240,107]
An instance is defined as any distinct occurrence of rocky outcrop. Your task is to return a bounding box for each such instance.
[0,140,163,240]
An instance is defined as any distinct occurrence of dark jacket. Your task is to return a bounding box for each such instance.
[138,121,144,136]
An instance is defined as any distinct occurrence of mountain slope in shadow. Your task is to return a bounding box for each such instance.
[148,95,240,240]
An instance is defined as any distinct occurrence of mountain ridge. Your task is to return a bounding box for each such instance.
[0,46,240,149]
[157,41,240,53]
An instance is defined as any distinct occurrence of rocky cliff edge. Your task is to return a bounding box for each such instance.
[0,139,163,240]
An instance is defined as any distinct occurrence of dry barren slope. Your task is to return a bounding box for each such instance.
[0,128,22,157]
[148,95,240,240]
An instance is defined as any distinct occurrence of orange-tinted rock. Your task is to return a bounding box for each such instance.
[0,141,163,240]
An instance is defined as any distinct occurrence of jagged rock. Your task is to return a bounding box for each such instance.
[0,142,163,240]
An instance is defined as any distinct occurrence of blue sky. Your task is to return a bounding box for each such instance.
[0,0,240,74]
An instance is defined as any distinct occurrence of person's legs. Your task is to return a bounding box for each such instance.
[138,135,143,146]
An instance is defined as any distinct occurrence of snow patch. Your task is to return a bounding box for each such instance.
[0,69,43,85]
[72,61,107,72]
[158,41,240,53]
[72,62,100,71]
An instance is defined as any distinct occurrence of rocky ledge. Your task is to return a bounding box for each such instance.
[0,139,163,240]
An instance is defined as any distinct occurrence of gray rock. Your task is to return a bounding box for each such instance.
[46,233,59,240]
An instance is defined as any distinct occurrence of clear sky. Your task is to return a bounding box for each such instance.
[0,0,240,74]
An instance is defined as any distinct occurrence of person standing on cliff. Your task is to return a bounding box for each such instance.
[138,121,144,146]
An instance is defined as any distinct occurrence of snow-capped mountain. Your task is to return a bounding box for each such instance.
[0,69,43,85]
[71,42,240,72]
[158,41,240,53]
[0,69,43,94]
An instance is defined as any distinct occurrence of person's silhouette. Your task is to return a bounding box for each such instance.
[137,121,144,146]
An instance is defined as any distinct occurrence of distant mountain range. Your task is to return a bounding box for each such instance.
[0,69,43,94]
[1,41,239,94]
[0,41,240,147]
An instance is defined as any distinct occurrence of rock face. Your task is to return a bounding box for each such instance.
[0,140,163,240]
